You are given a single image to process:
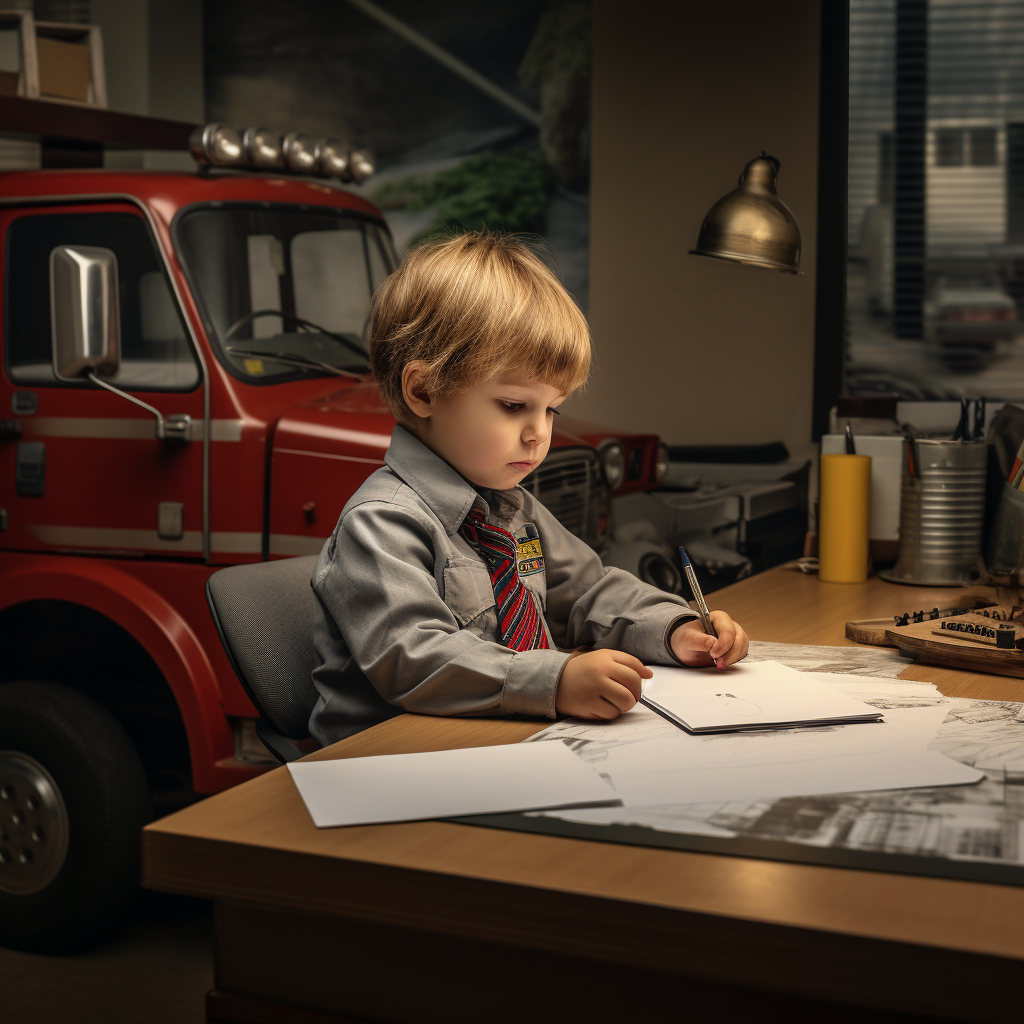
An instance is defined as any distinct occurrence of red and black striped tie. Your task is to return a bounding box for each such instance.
[458,500,549,651]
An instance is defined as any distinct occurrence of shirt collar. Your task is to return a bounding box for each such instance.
[384,425,523,533]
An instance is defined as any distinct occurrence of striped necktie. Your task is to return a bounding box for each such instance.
[458,499,550,651]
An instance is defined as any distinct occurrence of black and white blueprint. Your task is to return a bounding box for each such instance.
[526,646,1023,867]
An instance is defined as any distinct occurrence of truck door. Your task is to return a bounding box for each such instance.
[0,205,205,559]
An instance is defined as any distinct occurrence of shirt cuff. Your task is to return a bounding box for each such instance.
[630,606,700,665]
[501,648,574,719]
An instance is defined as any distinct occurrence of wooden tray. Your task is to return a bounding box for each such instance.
[845,592,997,646]
[848,608,1024,679]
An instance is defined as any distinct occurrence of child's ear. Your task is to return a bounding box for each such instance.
[401,361,433,419]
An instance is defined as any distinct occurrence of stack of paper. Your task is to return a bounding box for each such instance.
[641,686,882,733]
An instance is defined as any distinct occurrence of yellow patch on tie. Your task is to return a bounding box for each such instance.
[515,523,545,576]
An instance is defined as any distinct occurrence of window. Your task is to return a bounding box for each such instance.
[174,206,395,384]
[846,0,1024,398]
[4,211,199,390]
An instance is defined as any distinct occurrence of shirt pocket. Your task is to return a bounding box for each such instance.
[442,560,496,627]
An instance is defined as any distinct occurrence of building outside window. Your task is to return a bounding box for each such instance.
[846,0,1024,398]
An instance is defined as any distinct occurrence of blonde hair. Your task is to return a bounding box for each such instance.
[369,231,591,423]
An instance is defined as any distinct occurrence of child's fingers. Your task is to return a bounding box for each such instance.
[603,679,640,712]
[675,627,717,655]
[717,626,749,668]
[609,651,653,679]
[605,668,642,704]
[709,623,736,660]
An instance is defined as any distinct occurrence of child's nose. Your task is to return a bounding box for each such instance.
[523,414,549,446]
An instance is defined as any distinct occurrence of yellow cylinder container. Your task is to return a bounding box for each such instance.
[818,453,872,583]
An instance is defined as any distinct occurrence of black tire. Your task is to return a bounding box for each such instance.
[0,680,151,953]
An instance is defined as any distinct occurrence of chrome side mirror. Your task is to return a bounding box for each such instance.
[47,244,188,442]
[50,245,122,381]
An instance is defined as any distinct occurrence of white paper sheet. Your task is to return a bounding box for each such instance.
[554,701,979,807]
[642,686,881,733]
[549,752,983,824]
[644,659,808,697]
[287,741,619,828]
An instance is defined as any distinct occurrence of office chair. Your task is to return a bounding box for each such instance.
[206,554,321,764]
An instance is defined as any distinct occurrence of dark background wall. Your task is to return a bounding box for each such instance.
[28,0,823,452]
[204,0,544,169]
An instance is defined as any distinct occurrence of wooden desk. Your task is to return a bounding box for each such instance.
[143,568,1024,1024]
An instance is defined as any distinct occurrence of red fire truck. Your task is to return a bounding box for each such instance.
[0,116,670,952]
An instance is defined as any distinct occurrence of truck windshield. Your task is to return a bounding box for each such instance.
[175,206,396,383]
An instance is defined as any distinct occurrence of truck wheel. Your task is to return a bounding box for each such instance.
[0,681,151,953]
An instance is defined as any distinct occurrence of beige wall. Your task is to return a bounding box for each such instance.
[573,0,821,461]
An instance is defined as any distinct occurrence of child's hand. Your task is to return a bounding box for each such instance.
[671,612,749,669]
[555,650,653,719]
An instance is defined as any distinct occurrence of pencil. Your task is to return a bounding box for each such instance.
[678,546,718,639]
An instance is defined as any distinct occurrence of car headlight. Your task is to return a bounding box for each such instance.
[599,441,626,490]
[655,443,669,484]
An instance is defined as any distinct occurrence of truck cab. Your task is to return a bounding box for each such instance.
[0,147,670,953]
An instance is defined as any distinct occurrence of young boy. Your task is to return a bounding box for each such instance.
[308,232,748,745]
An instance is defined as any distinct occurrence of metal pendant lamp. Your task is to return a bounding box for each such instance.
[689,152,803,274]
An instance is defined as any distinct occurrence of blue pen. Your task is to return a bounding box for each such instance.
[679,546,718,639]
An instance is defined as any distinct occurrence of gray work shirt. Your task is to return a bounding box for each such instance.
[308,424,697,745]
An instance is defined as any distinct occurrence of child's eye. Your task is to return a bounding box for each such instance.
[548,407,561,416]
[499,400,526,412]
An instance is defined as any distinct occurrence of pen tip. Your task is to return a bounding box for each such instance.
[678,546,691,568]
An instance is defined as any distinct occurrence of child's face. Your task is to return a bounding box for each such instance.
[418,374,567,490]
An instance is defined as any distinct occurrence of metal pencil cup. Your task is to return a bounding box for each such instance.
[879,438,987,586]
[986,481,1024,575]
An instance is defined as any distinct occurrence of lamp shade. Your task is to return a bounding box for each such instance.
[690,153,803,274]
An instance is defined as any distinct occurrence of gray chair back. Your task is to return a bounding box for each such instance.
[206,555,320,743]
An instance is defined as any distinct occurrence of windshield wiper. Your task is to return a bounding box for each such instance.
[226,348,367,381]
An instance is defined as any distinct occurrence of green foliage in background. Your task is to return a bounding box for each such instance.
[373,149,557,243]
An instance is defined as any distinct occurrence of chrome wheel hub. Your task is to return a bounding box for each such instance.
[0,751,70,896]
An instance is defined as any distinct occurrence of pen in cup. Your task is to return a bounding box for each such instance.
[679,546,718,640]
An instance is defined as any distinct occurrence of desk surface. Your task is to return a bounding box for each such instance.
[143,567,1024,1018]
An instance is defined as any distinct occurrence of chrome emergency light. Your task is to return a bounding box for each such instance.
[188,122,373,183]
[315,138,349,179]
[189,124,244,167]
[242,127,284,169]
[282,132,317,173]
[349,147,375,183]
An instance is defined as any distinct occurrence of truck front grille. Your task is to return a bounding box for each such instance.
[521,447,608,549]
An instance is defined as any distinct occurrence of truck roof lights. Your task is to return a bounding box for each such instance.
[349,147,375,183]
[188,122,374,183]
[242,127,284,169]
[282,132,317,174]
[315,138,349,179]
[189,123,245,167]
